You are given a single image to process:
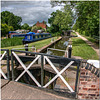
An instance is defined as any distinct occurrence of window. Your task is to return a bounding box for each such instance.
[27,36,30,39]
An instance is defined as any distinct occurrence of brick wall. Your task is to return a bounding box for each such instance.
[78,63,99,99]
[36,21,46,29]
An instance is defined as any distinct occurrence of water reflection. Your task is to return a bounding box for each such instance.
[64,41,69,46]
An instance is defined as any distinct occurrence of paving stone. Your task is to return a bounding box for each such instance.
[1,79,9,88]
[1,80,69,100]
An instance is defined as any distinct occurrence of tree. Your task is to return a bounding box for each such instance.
[15,16,22,29]
[21,23,29,30]
[8,13,16,29]
[50,1,99,37]
[31,26,42,31]
[48,4,73,34]
[27,26,32,31]
[73,1,99,37]
[1,11,11,24]
[1,24,14,36]
[1,11,22,30]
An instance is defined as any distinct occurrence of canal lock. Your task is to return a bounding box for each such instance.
[13,35,76,94]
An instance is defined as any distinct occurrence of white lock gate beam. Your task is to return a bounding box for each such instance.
[0,51,7,61]
[44,56,74,92]
[0,69,8,79]
[0,51,8,79]
[12,51,41,87]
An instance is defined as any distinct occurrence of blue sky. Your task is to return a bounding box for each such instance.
[1,0,63,26]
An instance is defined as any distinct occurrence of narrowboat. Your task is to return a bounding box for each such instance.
[22,32,52,44]
[9,31,26,38]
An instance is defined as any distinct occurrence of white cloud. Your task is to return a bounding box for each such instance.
[1,1,63,26]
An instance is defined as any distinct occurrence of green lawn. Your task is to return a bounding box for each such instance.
[1,37,58,51]
[71,37,99,60]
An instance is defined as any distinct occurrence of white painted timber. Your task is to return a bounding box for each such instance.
[0,69,7,79]
[0,51,8,79]
[0,51,6,61]
[12,52,41,87]
[87,60,99,68]
[44,56,74,92]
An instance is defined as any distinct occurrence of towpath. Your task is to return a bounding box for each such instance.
[75,32,99,57]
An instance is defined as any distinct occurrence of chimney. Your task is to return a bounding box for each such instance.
[43,21,44,24]
[37,21,39,24]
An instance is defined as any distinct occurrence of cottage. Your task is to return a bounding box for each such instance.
[36,21,47,29]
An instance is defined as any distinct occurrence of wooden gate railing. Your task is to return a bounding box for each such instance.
[0,49,10,80]
[11,49,81,95]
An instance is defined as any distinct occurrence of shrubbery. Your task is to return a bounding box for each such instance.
[1,24,14,37]
[1,37,24,48]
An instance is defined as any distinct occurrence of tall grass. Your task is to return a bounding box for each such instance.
[1,37,24,48]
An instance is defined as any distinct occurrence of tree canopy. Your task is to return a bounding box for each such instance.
[50,1,99,37]
[1,11,22,30]
[21,23,29,30]
[72,1,99,37]
[48,4,73,34]
[1,24,14,37]
[1,11,22,36]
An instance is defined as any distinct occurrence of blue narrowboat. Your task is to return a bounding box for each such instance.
[11,34,26,38]
[22,32,52,44]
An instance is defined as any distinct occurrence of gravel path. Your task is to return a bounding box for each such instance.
[75,32,99,57]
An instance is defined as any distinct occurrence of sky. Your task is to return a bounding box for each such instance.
[1,0,63,26]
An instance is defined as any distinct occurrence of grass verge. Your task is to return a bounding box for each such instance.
[71,37,99,60]
[1,37,58,51]
[71,32,77,36]
[1,37,24,48]
[78,34,99,47]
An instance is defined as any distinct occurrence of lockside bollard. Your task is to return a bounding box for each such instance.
[24,44,28,56]
[68,45,72,58]
[75,62,80,98]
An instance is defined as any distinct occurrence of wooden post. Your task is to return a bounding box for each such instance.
[41,55,44,87]
[7,49,10,80]
[11,50,14,81]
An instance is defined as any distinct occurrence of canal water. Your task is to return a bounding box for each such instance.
[45,36,69,56]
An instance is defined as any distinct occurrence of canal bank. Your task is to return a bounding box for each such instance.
[37,37,62,53]
[37,36,71,57]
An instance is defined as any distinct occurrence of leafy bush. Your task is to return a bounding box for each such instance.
[31,26,42,31]
[1,37,24,48]
[1,24,14,36]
